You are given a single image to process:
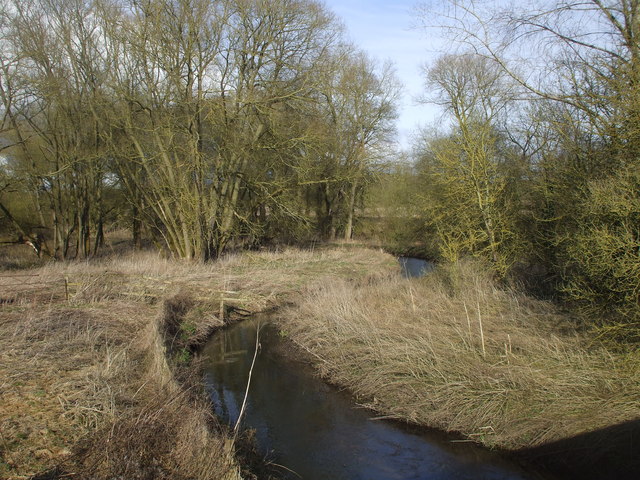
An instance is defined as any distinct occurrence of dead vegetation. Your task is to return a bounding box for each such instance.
[0,245,395,479]
[279,259,640,451]
[7,244,635,478]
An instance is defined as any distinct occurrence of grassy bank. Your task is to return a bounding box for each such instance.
[3,244,638,478]
[279,260,640,456]
[0,246,395,479]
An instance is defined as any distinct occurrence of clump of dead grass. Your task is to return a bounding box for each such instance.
[0,300,144,478]
[280,258,640,450]
[71,293,241,480]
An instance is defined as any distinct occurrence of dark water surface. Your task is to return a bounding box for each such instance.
[202,318,543,480]
[399,256,434,278]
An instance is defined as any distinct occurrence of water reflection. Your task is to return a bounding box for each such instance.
[202,318,543,480]
[399,257,434,278]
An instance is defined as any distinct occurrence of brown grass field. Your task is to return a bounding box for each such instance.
[278,259,640,476]
[1,242,638,479]
[0,243,394,479]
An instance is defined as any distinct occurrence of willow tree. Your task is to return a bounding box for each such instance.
[212,0,342,250]
[1,0,399,260]
[99,0,342,259]
[97,0,228,259]
[0,0,112,258]
[310,49,399,240]
[421,53,519,275]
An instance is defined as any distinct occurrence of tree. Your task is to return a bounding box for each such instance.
[96,0,346,259]
[0,0,111,258]
[311,49,399,240]
[0,0,399,261]
[419,53,520,275]
[419,0,640,337]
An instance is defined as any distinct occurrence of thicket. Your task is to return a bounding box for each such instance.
[398,0,640,343]
[0,0,398,260]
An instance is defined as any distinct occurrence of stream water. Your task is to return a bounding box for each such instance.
[398,256,434,278]
[202,315,543,480]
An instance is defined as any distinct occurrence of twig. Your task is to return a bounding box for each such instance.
[409,285,416,312]
[464,302,472,343]
[270,462,302,478]
[233,324,260,437]
[477,301,486,358]
[0,273,41,277]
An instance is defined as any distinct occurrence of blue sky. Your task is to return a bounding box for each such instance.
[322,0,443,150]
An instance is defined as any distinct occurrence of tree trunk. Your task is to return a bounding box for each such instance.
[132,204,141,250]
[344,179,359,240]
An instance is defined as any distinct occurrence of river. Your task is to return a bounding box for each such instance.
[202,313,544,479]
[398,256,434,278]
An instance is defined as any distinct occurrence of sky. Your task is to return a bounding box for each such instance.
[322,0,443,150]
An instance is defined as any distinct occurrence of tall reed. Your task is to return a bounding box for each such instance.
[280,259,640,449]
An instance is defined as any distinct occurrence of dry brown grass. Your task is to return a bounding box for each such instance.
[279,258,640,450]
[0,245,394,479]
[68,294,241,480]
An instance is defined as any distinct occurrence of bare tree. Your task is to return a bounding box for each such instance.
[0,0,111,258]
[0,0,401,261]
[311,49,399,240]
[420,53,519,274]
[418,1,640,335]
[97,0,347,258]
